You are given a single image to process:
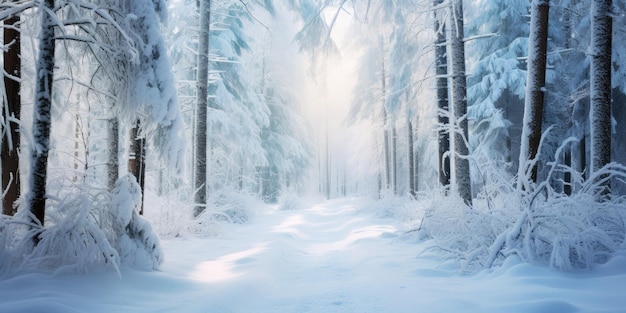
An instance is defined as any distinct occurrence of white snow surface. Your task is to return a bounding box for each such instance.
[2,197,626,313]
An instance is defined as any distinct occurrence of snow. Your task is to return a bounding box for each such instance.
[2,198,626,313]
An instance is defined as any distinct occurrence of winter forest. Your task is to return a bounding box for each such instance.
[2,0,626,312]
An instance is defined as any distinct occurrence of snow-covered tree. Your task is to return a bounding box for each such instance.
[433,0,450,188]
[1,5,21,216]
[518,0,550,190]
[466,1,528,172]
[194,0,211,216]
[449,0,472,204]
[589,0,612,192]
[29,0,57,235]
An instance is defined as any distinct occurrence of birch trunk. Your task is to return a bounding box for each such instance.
[518,0,549,190]
[194,0,211,217]
[589,0,612,193]
[449,0,472,205]
[2,10,21,216]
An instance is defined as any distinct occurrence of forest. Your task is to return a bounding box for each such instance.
[2,0,626,312]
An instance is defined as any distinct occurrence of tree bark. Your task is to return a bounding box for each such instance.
[128,120,146,215]
[194,0,211,217]
[589,0,612,193]
[392,124,397,195]
[29,0,56,237]
[107,116,119,191]
[449,0,472,205]
[381,54,391,191]
[2,11,21,216]
[518,0,549,190]
[434,0,450,188]
[408,119,416,197]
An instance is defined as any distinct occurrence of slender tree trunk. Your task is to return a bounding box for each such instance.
[2,11,21,216]
[434,0,450,187]
[564,148,572,195]
[29,0,56,236]
[194,0,211,217]
[325,128,331,199]
[408,119,416,197]
[518,0,549,190]
[563,2,573,195]
[383,111,391,190]
[590,0,612,193]
[381,54,391,191]
[392,124,397,195]
[449,0,472,205]
[72,114,82,183]
[107,116,119,190]
[128,120,146,215]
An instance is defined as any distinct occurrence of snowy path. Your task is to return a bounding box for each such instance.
[2,198,626,312]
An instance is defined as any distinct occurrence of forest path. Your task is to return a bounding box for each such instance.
[160,197,427,313]
[2,198,625,312]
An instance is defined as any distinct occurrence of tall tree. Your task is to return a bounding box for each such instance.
[518,0,550,190]
[589,0,612,192]
[408,118,416,197]
[194,0,211,217]
[29,0,56,234]
[2,6,21,216]
[433,0,450,188]
[128,120,146,215]
[449,0,472,205]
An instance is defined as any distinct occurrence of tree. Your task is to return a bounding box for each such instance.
[518,0,549,190]
[433,0,450,188]
[589,0,612,192]
[29,0,56,235]
[194,0,211,217]
[466,1,528,172]
[449,0,472,205]
[408,118,416,197]
[128,120,146,215]
[2,6,21,216]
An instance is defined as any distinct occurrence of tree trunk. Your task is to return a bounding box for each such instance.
[194,0,211,217]
[449,0,472,205]
[2,11,21,216]
[408,119,416,197]
[589,0,612,193]
[434,0,450,187]
[381,54,391,191]
[29,0,56,237]
[518,0,549,190]
[128,120,146,215]
[392,124,397,195]
[107,116,119,191]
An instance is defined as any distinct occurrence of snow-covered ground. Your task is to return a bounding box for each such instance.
[1,198,626,313]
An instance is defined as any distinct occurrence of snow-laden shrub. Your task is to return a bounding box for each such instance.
[189,188,266,236]
[417,158,626,273]
[108,174,164,270]
[0,187,120,277]
[0,175,164,277]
